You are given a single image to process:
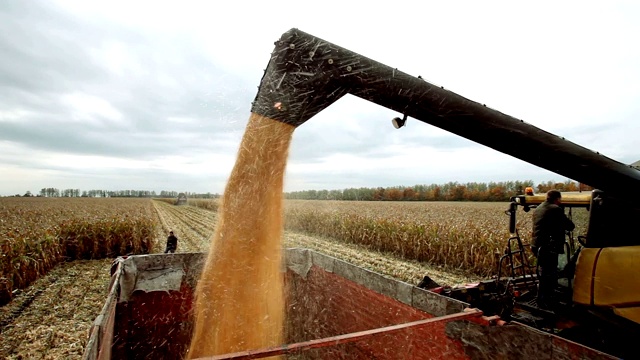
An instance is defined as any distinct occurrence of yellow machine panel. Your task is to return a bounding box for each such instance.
[573,248,601,305]
[614,307,640,324]
[573,246,640,324]
[514,193,592,207]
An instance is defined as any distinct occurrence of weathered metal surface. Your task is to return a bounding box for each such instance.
[116,252,206,297]
[412,284,468,317]
[83,253,206,360]
[285,262,471,359]
[111,253,205,359]
[286,246,313,279]
[82,262,120,360]
[445,320,616,360]
[292,247,468,316]
[251,28,640,203]
[134,267,185,294]
[193,310,484,360]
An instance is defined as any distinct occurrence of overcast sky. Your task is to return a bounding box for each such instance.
[1,1,639,196]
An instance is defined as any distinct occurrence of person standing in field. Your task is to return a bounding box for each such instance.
[532,190,575,310]
[164,231,178,254]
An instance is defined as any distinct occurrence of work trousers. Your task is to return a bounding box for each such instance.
[537,250,558,308]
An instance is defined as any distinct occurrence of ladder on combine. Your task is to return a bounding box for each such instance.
[496,230,538,296]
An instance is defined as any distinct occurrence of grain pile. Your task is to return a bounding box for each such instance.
[188,114,294,357]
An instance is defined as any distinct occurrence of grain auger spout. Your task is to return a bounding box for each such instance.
[251,28,640,204]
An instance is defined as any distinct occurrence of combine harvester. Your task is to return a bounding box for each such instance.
[84,29,640,359]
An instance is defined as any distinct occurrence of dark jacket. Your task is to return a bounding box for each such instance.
[532,201,575,254]
[165,234,178,252]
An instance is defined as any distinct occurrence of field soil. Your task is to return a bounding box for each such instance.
[0,260,113,359]
[0,202,480,359]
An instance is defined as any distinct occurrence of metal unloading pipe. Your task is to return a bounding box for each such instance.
[251,28,640,202]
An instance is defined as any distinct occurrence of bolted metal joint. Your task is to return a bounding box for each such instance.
[251,28,351,127]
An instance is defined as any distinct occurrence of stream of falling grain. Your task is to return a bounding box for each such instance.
[187,113,294,358]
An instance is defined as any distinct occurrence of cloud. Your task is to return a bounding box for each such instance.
[0,1,255,195]
[1,1,639,196]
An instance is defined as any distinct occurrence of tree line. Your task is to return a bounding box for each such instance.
[13,188,220,199]
[285,180,592,202]
[10,180,591,201]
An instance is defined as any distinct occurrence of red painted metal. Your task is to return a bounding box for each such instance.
[111,282,195,359]
[283,265,479,358]
[193,309,484,360]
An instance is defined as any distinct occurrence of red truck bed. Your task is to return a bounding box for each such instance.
[83,249,614,359]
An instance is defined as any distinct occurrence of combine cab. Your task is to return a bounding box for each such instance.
[83,250,614,359]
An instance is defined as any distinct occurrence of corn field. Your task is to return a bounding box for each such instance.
[159,198,588,277]
[283,200,589,278]
[0,197,157,305]
[1,197,588,307]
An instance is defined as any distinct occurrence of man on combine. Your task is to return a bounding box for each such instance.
[532,190,575,310]
[164,231,178,254]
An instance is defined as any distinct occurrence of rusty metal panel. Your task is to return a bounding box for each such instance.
[284,264,472,359]
[193,310,484,360]
[445,320,616,360]
[111,282,196,359]
[293,248,468,315]
[446,320,553,360]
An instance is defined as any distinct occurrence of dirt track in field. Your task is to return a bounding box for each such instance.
[0,202,478,359]
[152,200,217,253]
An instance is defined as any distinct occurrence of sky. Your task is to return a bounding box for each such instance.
[1,1,639,196]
